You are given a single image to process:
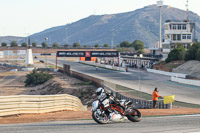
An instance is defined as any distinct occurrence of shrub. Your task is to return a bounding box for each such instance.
[166,47,185,63]
[24,69,53,87]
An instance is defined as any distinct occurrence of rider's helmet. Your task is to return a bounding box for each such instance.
[96,87,104,96]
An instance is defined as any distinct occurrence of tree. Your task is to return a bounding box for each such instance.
[176,43,184,48]
[52,42,59,48]
[166,47,185,63]
[73,42,80,48]
[103,44,109,48]
[1,42,7,47]
[41,42,48,48]
[185,42,200,61]
[21,42,28,47]
[131,40,144,50]
[83,45,88,48]
[10,41,18,47]
[137,49,144,54]
[120,41,130,48]
[32,42,37,47]
[196,49,200,61]
[64,44,69,48]
[94,44,99,48]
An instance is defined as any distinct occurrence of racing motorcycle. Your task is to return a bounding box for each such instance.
[91,96,142,124]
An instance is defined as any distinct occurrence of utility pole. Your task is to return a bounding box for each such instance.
[186,0,189,22]
[157,0,163,49]
[111,29,115,49]
[44,37,48,68]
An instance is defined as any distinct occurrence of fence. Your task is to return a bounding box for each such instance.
[103,81,171,109]
[0,94,86,117]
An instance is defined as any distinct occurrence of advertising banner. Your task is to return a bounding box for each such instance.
[57,51,118,57]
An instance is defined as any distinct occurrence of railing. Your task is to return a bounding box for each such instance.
[0,94,86,117]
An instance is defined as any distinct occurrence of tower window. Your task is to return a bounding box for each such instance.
[178,24,182,30]
[187,34,191,39]
[182,24,186,30]
[173,24,177,30]
[182,34,187,39]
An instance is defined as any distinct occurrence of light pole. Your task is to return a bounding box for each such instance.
[44,37,48,68]
[157,0,163,49]
[66,28,68,45]
[111,29,115,49]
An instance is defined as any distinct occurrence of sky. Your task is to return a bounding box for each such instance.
[0,0,199,37]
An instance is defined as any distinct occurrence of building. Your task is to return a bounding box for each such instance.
[162,20,195,53]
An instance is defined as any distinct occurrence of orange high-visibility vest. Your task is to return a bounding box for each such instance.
[152,91,161,101]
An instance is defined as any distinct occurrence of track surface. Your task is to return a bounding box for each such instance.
[1,115,200,133]
[51,60,200,105]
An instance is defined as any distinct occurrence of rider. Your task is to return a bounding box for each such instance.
[96,87,120,113]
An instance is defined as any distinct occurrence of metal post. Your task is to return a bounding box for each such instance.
[138,63,142,99]
[159,6,162,48]
[118,52,120,67]
[157,0,163,49]
[111,29,115,49]
[56,52,58,69]
[44,37,48,68]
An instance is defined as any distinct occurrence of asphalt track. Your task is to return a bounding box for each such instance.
[1,115,200,133]
[51,60,200,105]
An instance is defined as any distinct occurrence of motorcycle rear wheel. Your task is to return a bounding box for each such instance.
[92,111,109,124]
[126,108,142,122]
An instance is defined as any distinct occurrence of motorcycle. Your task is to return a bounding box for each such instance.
[91,97,142,124]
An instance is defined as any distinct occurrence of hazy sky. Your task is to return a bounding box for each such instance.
[0,0,199,37]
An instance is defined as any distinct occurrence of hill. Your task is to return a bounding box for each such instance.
[0,36,24,44]
[20,5,200,47]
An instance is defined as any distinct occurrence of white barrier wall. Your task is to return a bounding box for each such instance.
[0,94,86,117]
[147,69,188,78]
[171,77,200,87]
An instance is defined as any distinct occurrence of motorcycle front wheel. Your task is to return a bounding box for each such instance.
[126,108,142,122]
[92,111,109,124]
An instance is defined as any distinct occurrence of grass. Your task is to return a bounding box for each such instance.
[49,65,56,68]
[115,85,200,108]
[116,85,152,100]
[73,81,93,86]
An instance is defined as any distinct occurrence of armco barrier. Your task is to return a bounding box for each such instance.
[147,69,188,78]
[171,77,200,87]
[0,94,86,117]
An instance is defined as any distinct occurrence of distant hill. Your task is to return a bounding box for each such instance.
[21,5,200,47]
[0,36,24,44]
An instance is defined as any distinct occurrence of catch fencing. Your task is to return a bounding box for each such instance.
[103,82,171,109]
[0,94,86,117]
